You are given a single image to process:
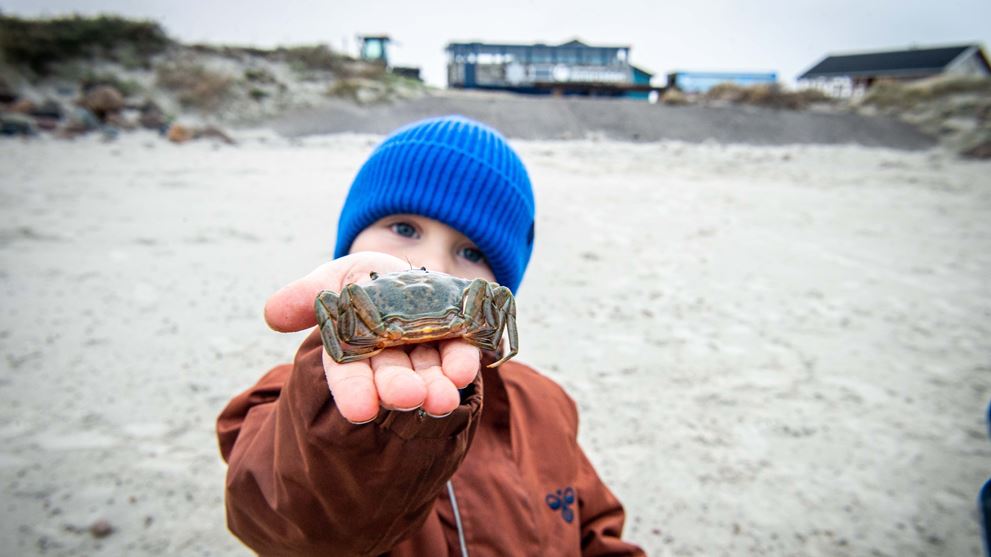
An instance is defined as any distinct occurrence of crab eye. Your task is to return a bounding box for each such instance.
[390,222,418,239]
[459,246,485,264]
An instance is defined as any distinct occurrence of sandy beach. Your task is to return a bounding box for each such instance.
[0,126,989,556]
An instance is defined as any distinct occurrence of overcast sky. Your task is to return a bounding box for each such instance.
[5,0,990,86]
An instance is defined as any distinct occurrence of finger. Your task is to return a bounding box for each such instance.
[322,350,379,424]
[370,348,426,411]
[439,340,481,389]
[264,253,408,333]
[409,344,460,417]
[265,262,334,332]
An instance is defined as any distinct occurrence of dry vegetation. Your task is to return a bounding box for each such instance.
[155,60,234,110]
[702,82,834,110]
[856,74,991,157]
[0,13,426,128]
[654,76,991,157]
[658,82,835,111]
[0,14,170,75]
[859,74,991,110]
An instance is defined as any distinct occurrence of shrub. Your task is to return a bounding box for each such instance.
[660,88,689,105]
[156,61,232,110]
[326,78,362,101]
[704,82,748,103]
[704,82,833,110]
[243,67,276,84]
[279,45,345,72]
[0,14,170,75]
[79,71,142,96]
[861,75,991,110]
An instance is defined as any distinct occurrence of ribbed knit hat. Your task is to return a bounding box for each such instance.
[334,115,535,293]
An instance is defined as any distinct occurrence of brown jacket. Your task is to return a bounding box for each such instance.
[218,330,645,556]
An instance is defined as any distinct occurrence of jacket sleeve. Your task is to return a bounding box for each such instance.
[575,445,646,556]
[216,329,483,556]
[554,383,642,557]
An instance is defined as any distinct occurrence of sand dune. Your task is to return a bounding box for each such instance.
[0,130,988,556]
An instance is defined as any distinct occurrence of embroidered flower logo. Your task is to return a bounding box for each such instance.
[545,486,576,523]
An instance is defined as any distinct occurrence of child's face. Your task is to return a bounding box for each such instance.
[349,214,496,283]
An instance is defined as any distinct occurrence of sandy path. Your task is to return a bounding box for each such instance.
[0,131,988,556]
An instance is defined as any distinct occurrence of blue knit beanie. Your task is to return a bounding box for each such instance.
[334,115,535,293]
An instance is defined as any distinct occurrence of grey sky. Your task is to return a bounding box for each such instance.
[5,0,990,86]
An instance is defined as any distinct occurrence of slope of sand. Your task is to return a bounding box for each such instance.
[0,131,988,556]
[269,90,936,149]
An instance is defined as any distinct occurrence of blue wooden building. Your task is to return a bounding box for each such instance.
[445,39,658,98]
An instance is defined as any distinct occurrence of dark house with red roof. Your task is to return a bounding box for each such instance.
[798,43,990,97]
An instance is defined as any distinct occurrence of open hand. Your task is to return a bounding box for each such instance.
[263,253,481,423]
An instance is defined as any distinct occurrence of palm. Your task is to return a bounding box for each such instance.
[264,253,481,423]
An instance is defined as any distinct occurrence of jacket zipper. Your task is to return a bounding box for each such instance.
[446,480,470,557]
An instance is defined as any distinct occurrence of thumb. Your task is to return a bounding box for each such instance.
[263,252,409,332]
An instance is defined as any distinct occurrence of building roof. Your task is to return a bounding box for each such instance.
[799,44,987,79]
[630,64,654,78]
[446,39,630,51]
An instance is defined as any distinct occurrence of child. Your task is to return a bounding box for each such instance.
[217,115,644,556]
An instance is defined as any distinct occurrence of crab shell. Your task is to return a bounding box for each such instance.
[314,269,518,367]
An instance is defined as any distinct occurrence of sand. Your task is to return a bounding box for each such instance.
[0,129,989,556]
[269,90,936,150]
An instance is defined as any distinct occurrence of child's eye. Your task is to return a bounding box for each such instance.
[459,246,486,264]
[390,222,419,238]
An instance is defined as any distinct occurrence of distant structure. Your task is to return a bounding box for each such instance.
[666,71,777,93]
[798,43,990,97]
[357,34,422,82]
[358,35,391,66]
[445,39,659,98]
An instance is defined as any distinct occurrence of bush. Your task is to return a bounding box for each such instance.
[861,75,991,110]
[0,14,170,75]
[704,82,748,103]
[660,88,690,105]
[79,71,142,96]
[279,45,345,72]
[704,82,833,110]
[156,61,232,110]
[243,67,276,84]
[326,78,391,104]
[249,88,269,101]
[326,78,363,101]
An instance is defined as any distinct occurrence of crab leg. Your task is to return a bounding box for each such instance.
[315,291,348,363]
[331,345,386,364]
[461,279,491,327]
[343,283,395,338]
[316,290,386,363]
[488,287,518,368]
[462,279,499,350]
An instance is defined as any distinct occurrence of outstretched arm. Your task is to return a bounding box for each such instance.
[217,254,485,556]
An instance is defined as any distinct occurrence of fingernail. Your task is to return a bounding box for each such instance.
[347,417,376,425]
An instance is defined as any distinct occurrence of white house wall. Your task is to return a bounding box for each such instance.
[798,76,866,98]
[946,47,991,76]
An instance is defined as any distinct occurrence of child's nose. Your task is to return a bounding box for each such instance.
[410,252,451,275]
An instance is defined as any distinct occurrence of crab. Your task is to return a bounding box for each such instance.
[315,268,518,368]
